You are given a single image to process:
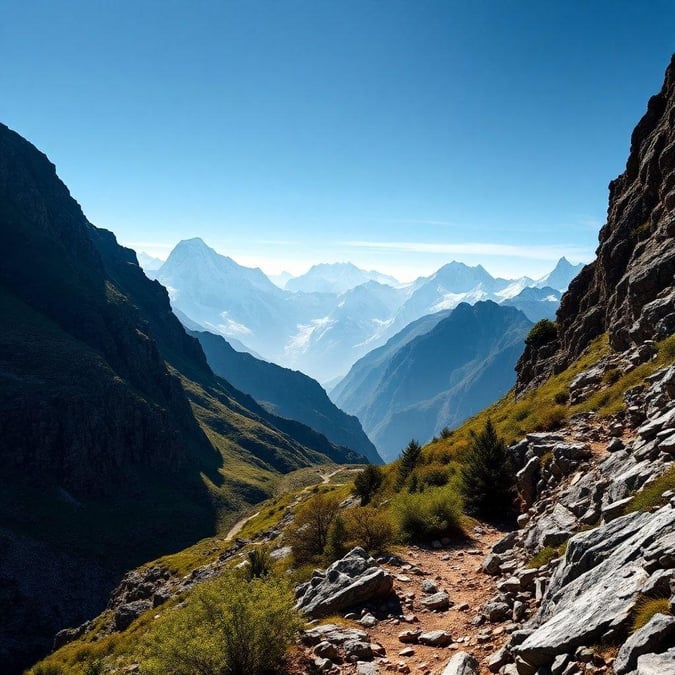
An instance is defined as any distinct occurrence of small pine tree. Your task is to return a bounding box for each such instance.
[460,419,515,518]
[353,464,383,505]
[396,439,422,490]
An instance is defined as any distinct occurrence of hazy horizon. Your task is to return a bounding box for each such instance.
[133,236,589,283]
[3,1,674,281]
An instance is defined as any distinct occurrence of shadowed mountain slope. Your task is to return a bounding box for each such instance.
[0,122,360,672]
[192,330,382,464]
[336,301,531,460]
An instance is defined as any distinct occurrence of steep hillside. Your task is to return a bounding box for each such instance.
[337,301,531,460]
[517,54,675,393]
[0,123,360,672]
[191,329,382,464]
[332,308,453,411]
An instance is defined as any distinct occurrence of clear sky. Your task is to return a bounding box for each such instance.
[2,1,674,281]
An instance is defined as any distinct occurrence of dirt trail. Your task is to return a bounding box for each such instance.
[326,525,511,674]
[224,511,260,541]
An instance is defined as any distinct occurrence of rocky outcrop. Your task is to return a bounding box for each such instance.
[483,364,675,674]
[516,54,675,393]
[295,548,394,618]
[442,652,479,675]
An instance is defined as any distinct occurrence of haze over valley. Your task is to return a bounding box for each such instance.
[2,3,674,674]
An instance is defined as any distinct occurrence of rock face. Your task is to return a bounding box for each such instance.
[483,362,675,674]
[513,506,675,667]
[516,54,675,393]
[295,548,394,618]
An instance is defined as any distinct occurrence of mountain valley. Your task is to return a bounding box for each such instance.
[1,21,674,675]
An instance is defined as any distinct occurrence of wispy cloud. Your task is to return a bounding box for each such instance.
[341,240,594,262]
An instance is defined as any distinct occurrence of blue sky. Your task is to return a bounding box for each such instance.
[2,1,674,280]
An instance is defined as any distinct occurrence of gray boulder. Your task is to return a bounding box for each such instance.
[614,613,675,674]
[636,647,675,674]
[442,651,479,675]
[512,505,675,668]
[420,590,451,610]
[295,548,393,618]
[344,639,372,660]
[518,456,541,507]
[113,600,151,631]
[418,629,452,647]
[524,503,576,550]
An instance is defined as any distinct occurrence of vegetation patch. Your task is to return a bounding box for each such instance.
[626,465,675,514]
[525,319,558,347]
[631,596,672,632]
[393,484,464,542]
[460,419,516,518]
[526,542,568,569]
[142,571,302,675]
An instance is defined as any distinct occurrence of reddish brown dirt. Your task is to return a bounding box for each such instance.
[296,525,513,674]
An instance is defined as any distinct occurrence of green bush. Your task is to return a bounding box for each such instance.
[396,439,422,490]
[324,513,349,562]
[525,319,557,348]
[246,546,272,579]
[460,419,516,518]
[393,485,463,542]
[344,507,395,554]
[416,464,450,488]
[143,571,302,675]
[353,464,383,505]
[287,492,340,564]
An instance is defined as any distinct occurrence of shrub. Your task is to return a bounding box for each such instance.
[396,439,422,489]
[287,492,340,564]
[440,426,452,439]
[460,420,516,518]
[393,485,463,542]
[344,507,395,554]
[246,546,272,579]
[324,513,349,563]
[143,571,302,675]
[416,464,450,488]
[553,390,570,405]
[631,596,671,632]
[525,319,557,348]
[353,464,383,505]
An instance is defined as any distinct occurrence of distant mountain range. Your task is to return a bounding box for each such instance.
[333,301,532,460]
[192,330,382,464]
[285,262,399,294]
[154,239,582,383]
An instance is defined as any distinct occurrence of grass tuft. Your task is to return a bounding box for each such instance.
[631,597,671,632]
[626,466,675,514]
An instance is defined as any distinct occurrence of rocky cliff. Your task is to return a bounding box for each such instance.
[0,122,364,672]
[516,54,675,393]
